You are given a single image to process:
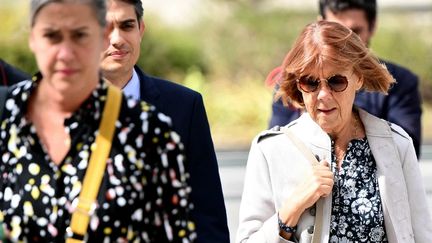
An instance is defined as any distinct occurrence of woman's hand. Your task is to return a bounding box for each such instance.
[278,160,334,232]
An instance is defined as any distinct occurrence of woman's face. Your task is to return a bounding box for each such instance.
[29,2,107,93]
[300,67,363,136]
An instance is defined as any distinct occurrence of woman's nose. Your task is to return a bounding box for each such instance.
[57,42,75,61]
[316,81,333,99]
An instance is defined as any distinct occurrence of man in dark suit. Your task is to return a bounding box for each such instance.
[0,59,30,86]
[100,1,230,242]
[269,0,422,157]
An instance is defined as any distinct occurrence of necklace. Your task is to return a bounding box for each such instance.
[335,112,362,165]
[353,113,359,138]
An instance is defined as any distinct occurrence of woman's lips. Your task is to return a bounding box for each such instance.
[318,108,336,114]
[57,69,78,76]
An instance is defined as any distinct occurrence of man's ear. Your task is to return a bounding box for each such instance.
[317,15,324,21]
[139,20,145,40]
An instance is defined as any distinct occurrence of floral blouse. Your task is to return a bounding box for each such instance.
[329,138,387,243]
[0,76,196,242]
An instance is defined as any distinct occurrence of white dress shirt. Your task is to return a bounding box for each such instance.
[122,68,141,100]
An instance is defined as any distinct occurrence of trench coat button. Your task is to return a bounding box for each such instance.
[309,207,316,216]
[307,226,314,234]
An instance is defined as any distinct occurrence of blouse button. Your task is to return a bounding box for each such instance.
[307,226,314,234]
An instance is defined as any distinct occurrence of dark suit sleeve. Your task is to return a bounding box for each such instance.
[385,68,422,157]
[0,59,30,86]
[269,96,302,128]
[187,94,230,242]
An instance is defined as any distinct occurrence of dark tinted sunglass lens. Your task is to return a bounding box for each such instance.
[328,75,348,92]
[299,76,319,92]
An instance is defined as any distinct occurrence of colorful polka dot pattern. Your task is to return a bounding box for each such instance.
[0,75,196,242]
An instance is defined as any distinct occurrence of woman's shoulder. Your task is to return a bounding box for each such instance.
[254,114,315,146]
[359,109,411,141]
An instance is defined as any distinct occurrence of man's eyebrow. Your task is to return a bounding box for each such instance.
[119,19,137,25]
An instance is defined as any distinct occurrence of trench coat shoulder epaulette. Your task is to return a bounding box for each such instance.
[388,121,411,140]
[257,125,284,143]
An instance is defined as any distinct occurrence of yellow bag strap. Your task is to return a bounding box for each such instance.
[66,85,122,243]
[282,127,323,243]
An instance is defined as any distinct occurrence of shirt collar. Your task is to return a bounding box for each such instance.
[122,68,141,100]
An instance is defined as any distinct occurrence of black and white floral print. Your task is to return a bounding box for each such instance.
[329,138,387,243]
[0,75,196,242]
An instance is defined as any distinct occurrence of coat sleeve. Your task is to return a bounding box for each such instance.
[385,65,422,157]
[186,94,230,243]
[399,136,432,242]
[236,138,293,243]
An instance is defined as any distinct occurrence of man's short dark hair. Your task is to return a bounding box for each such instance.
[319,0,377,30]
[117,0,144,21]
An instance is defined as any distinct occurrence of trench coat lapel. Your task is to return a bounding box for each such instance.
[359,109,404,242]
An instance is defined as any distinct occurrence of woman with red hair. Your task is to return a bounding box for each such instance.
[236,20,431,243]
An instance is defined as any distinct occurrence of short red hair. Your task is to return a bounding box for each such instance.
[276,20,395,107]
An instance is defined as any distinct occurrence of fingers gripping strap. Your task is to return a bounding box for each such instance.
[67,85,122,242]
[282,127,323,243]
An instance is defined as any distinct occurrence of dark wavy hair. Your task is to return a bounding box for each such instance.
[319,0,377,30]
[112,0,144,22]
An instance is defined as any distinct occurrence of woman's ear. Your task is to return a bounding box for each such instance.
[28,32,35,53]
[356,76,364,91]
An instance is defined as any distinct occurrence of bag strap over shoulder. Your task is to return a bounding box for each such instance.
[282,127,323,243]
[282,128,319,166]
[67,85,122,243]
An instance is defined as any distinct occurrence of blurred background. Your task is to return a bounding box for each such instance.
[1,0,431,150]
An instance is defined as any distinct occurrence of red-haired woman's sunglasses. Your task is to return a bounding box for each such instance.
[296,74,349,93]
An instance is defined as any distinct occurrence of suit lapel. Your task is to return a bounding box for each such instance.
[134,66,161,105]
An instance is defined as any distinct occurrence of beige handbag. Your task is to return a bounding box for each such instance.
[282,127,324,243]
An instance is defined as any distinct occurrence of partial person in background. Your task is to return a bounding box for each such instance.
[99,0,229,242]
[237,20,432,243]
[268,0,422,157]
[0,0,195,241]
[0,59,30,86]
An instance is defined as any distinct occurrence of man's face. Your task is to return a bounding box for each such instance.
[324,8,374,46]
[100,0,144,77]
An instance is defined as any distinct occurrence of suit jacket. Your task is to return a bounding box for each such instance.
[135,66,230,243]
[269,60,422,157]
[237,109,432,243]
[0,59,30,86]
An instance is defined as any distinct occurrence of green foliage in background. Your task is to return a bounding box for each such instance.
[371,13,432,101]
[1,3,431,147]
